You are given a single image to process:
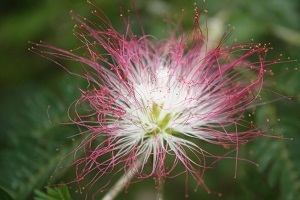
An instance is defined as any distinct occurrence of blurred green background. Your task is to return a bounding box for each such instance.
[0,0,299,199]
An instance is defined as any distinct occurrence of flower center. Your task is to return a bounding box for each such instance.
[145,103,178,136]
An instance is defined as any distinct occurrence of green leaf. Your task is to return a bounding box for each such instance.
[252,101,300,200]
[0,77,81,200]
[34,184,71,200]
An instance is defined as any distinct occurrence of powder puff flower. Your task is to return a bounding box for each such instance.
[30,2,280,199]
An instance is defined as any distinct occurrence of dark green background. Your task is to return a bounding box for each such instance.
[0,0,299,199]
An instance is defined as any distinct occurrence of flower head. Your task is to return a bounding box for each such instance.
[31,2,279,198]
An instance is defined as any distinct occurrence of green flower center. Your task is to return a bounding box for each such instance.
[145,103,179,136]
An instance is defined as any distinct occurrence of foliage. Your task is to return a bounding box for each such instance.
[0,78,80,200]
[34,184,71,200]
[252,101,300,200]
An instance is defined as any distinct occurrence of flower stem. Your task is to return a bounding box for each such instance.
[102,159,142,200]
[156,180,164,200]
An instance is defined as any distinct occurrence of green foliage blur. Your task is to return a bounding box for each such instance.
[0,0,299,199]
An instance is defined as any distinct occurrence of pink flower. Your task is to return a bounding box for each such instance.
[30,3,279,198]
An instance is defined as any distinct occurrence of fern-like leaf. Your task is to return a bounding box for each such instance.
[34,184,71,200]
[0,77,81,200]
[253,102,300,200]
